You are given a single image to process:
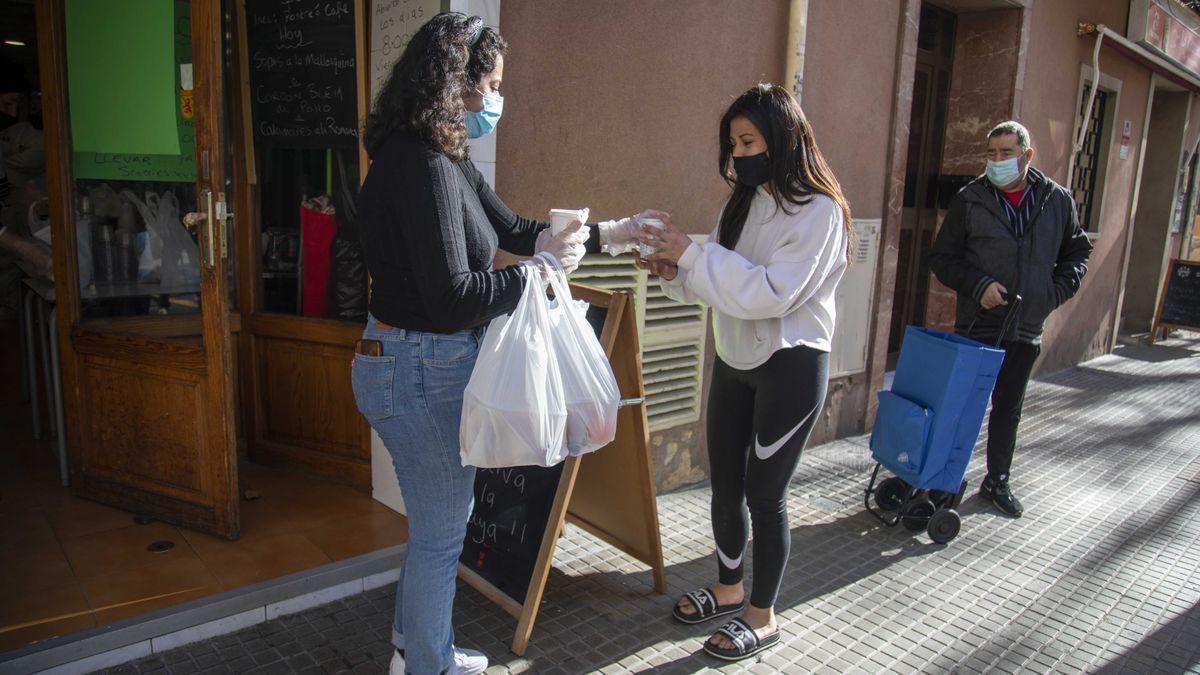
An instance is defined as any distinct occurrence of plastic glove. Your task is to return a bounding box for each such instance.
[536,222,589,250]
[546,240,585,275]
[534,220,587,272]
[521,242,585,286]
[598,209,670,256]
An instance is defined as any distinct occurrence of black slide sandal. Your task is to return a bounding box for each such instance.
[672,588,745,625]
[703,618,780,661]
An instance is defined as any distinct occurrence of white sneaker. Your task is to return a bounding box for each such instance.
[388,647,489,675]
[448,647,488,675]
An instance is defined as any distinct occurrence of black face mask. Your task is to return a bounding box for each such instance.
[732,152,770,187]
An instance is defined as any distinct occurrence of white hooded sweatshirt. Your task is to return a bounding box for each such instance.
[660,188,847,370]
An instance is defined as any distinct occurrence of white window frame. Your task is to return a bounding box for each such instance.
[1070,64,1123,237]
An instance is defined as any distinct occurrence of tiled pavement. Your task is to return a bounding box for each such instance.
[101,336,1200,674]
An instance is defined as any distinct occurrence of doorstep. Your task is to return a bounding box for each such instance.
[0,544,406,674]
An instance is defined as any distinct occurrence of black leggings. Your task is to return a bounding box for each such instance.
[707,345,828,609]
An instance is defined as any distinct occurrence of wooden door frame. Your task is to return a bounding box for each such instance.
[36,0,241,538]
[900,8,956,336]
[228,0,373,488]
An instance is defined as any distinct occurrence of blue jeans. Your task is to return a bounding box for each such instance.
[351,318,482,675]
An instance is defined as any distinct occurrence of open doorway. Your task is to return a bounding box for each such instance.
[888,3,957,369]
[0,0,405,653]
[1120,83,1191,338]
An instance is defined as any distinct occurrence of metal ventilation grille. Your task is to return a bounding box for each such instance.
[574,254,709,431]
[642,342,705,431]
[643,278,707,347]
[571,254,641,293]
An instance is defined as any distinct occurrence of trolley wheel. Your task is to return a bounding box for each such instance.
[927,509,961,544]
[874,477,908,511]
[900,498,935,532]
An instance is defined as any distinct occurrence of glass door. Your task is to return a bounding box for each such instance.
[40,0,241,538]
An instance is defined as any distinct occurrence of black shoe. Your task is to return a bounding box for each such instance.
[980,475,1024,518]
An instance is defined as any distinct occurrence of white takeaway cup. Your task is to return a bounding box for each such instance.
[549,208,588,236]
[639,217,667,257]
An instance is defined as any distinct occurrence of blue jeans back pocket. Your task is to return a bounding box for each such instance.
[351,354,396,420]
[424,334,480,366]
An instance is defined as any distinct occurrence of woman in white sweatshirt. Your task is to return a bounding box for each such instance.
[637,83,852,662]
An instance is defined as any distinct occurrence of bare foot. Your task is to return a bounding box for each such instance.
[706,604,777,652]
[675,582,744,618]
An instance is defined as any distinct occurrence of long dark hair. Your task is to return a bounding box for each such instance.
[363,13,507,161]
[717,84,853,258]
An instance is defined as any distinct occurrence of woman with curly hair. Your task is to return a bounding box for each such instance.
[354,13,655,674]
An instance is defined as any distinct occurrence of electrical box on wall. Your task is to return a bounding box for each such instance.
[830,219,881,379]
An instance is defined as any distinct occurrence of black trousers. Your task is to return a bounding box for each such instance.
[986,340,1041,479]
[706,345,828,609]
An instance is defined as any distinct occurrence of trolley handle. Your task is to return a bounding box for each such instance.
[994,293,1023,347]
[965,291,1023,347]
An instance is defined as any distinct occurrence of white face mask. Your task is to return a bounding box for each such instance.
[986,156,1023,187]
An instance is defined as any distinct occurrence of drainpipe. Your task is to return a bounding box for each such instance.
[1079,22,1200,91]
[1074,21,1200,189]
[1068,24,1106,190]
[1079,21,1200,348]
[785,0,809,103]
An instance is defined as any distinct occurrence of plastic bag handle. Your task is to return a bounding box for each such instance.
[536,252,574,306]
[535,251,565,274]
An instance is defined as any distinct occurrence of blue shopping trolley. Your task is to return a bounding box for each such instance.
[864,296,1021,543]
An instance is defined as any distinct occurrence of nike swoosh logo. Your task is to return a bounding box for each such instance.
[754,410,814,460]
[716,545,744,570]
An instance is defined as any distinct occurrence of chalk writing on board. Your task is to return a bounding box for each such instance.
[460,461,565,604]
[459,304,611,604]
[245,0,358,148]
[369,0,441,99]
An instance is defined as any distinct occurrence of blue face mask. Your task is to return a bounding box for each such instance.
[466,90,504,139]
[986,156,1023,187]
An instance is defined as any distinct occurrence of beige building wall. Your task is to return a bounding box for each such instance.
[799,0,906,442]
[1018,0,1155,372]
[492,0,1197,491]
[495,0,789,233]
[495,0,791,490]
[802,0,904,222]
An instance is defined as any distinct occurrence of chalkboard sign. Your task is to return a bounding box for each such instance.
[245,0,359,148]
[459,304,610,603]
[1151,259,1200,341]
[460,464,565,603]
[454,285,665,656]
[369,0,443,101]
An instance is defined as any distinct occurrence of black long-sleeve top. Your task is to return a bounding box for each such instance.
[358,131,600,332]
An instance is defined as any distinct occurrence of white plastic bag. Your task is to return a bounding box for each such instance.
[460,263,569,468]
[122,190,199,288]
[542,254,620,456]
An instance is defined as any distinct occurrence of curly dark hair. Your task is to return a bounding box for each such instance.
[363,13,507,161]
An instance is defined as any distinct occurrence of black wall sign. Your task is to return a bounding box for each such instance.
[245,0,359,148]
[1159,260,1200,330]
[460,304,610,603]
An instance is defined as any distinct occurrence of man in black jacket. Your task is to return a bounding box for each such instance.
[929,121,1092,517]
